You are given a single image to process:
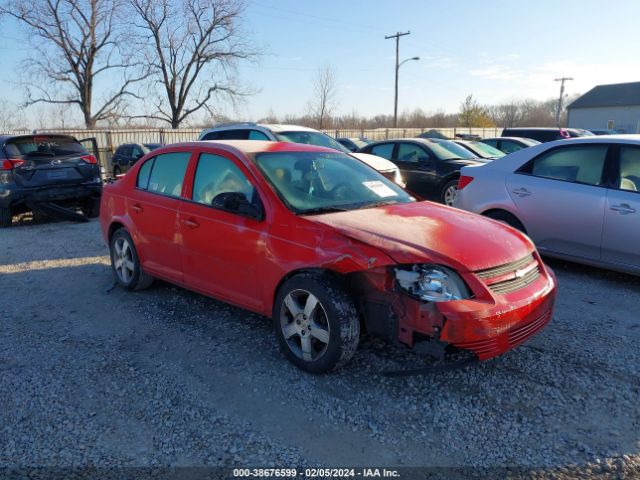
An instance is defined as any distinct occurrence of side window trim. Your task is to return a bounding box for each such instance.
[136,157,156,190]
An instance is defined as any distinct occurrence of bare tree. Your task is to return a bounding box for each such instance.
[307,64,338,130]
[0,100,27,132]
[0,0,146,128]
[130,0,255,129]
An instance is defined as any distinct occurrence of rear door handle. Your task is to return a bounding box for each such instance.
[182,218,200,229]
[610,203,636,215]
[131,203,143,213]
[512,188,531,197]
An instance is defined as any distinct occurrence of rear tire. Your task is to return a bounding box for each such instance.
[273,273,360,373]
[0,207,12,228]
[440,178,459,206]
[484,210,526,233]
[109,228,154,291]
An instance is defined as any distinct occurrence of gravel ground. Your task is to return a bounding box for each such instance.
[0,219,639,478]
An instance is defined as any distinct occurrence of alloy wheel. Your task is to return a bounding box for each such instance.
[280,289,331,362]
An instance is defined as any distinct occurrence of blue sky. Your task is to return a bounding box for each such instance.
[1,0,639,125]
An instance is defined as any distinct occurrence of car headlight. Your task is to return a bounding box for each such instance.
[395,265,470,302]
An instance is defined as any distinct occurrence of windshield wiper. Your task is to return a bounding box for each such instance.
[299,206,350,215]
[353,200,398,210]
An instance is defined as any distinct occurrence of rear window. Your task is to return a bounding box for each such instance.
[4,135,86,158]
[426,139,478,160]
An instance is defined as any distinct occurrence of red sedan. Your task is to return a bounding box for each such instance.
[100,140,556,373]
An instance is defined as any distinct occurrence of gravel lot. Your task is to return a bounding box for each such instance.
[0,218,639,478]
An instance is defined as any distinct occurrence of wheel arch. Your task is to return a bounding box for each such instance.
[271,267,350,316]
[481,207,528,234]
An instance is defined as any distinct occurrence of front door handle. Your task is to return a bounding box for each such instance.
[182,218,200,229]
[512,188,531,197]
[610,203,636,215]
[131,203,143,213]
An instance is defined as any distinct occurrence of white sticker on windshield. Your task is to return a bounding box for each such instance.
[362,181,398,198]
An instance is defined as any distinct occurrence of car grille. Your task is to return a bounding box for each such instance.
[474,254,541,295]
[508,310,552,346]
[454,309,552,359]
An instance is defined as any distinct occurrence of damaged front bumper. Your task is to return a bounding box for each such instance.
[351,262,557,361]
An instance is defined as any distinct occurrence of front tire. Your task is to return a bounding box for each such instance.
[274,273,360,373]
[440,178,459,206]
[109,228,154,291]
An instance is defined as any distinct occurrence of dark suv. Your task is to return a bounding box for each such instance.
[111,143,163,175]
[501,127,593,143]
[0,134,102,227]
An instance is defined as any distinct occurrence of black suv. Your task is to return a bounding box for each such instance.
[111,143,162,175]
[501,127,593,143]
[0,134,102,227]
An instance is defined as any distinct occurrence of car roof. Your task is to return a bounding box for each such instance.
[200,123,320,134]
[165,140,340,155]
[369,137,453,145]
[484,136,536,142]
[0,133,77,142]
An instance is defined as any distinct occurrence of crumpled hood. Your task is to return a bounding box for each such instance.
[307,201,534,272]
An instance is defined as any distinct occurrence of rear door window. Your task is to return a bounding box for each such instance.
[519,145,608,186]
[145,152,191,197]
[370,143,395,160]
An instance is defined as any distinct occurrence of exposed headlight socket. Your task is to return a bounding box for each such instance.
[394,264,470,302]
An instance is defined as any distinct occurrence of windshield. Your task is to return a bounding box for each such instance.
[4,135,85,158]
[426,139,478,160]
[255,151,414,214]
[468,141,505,158]
[275,131,352,154]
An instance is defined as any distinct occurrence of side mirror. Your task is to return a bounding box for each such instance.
[212,192,263,220]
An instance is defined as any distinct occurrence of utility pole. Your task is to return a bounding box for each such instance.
[554,77,573,127]
[385,31,410,128]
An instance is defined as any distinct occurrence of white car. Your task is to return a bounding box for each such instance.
[454,136,640,275]
[198,123,405,187]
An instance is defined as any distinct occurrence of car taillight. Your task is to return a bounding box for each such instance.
[81,154,98,164]
[458,175,474,190]
[0,159,24,170]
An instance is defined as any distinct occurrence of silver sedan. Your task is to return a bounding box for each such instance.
[455,136,640,275]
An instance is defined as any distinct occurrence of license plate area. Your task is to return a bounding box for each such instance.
[47,170,69,179]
